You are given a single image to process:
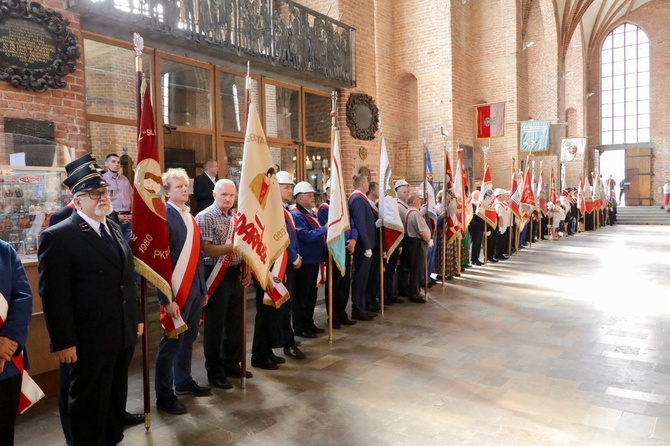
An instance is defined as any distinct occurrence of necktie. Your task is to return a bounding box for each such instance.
[101,223,121,258]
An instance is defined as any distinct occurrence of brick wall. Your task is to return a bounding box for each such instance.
[0,0,87,164]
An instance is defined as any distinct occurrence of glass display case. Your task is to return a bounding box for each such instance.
[0,166,67,257]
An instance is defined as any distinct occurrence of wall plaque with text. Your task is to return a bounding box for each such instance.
[0,0,80,92]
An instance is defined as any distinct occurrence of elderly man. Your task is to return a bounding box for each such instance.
[384,180,410,303]
[155,168,210,416]
[0,240,33,446]
[103,153,133,241]
[291,181,328,338]
[193,159,219,212]
[195,179,253,379]
[404,193,433,303]
[39,155,142,445]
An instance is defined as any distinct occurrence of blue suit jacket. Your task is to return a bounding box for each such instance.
[291,204,327,265]
[318,201,354,242]
[157,204,207,306]
[348,193,377,251]
[0,240,32,380]
[284,204,300,264]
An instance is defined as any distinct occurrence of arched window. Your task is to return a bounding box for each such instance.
[601,24,650,145]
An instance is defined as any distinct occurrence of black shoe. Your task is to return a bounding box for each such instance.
[175,380,211,396]
[310,326,326,334]
[269,352,286,364]
[340,317,357,326]
[208,376,233,389]
[366,305,381,313]
[487,258,499,263]
[251,358,279,370]
[156,396,187,415]
[283,345,306,360]
[330,320,342,329]
[462,264,471,268]
[387,296,404,304]
[408,295,427,304]
[226,366,253,379]
[351,312,373,321]
[494,256,507,261]
[124,412,145,426]
[445,275,454,280]
[472,260,484,266]
[296,330,317,338]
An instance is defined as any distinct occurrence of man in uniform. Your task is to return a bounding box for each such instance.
[38,155,142,444]
[196,179,254,378]
[291,181,328,338]
[494,189,510,260]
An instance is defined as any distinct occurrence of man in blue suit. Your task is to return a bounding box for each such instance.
[291,181,327,338]
[0,240,33,446]
[348,172,377,321]
[155,168,211,415]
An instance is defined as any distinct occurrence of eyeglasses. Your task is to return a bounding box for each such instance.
[77,189,113,200]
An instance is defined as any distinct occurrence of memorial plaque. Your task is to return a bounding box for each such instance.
[0,0,80,91]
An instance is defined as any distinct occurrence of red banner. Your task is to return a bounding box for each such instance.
[476,102,505,138]
[131,86,172,299]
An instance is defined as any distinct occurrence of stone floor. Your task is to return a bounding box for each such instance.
[14,225,670,445]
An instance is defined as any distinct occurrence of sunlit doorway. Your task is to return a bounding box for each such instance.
[600,150,625,206]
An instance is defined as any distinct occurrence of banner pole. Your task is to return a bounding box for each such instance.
[328,255,333,341]
[379,226,384,315]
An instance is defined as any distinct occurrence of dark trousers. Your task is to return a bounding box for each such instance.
[397,241,410,297]
[325,251,352,321]
[486,225,496,260]
[496,230,509,258]
[69,346,134,446]
[0,375,21,446]
[384,247,400,300]
[203,265,242,379]
[405,237,427,298]
[155,290,205,400]
[351,247,373,314]
[252,281,277,362]
[275,266,295,348]
[59,363,73,442]
[470,226,484,262]
[292,263,319,333]
[366,246,381,308]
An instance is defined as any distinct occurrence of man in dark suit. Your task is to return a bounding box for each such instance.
[193,158,219,212]
[38,155,142,446]
[155,168,210,415]
[348,172,377,321]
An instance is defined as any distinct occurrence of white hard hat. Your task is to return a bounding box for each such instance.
[394,179,409,190]
[276,171,294,185]
[294,181,315,196]
[325,179,331,190]
[494,188,507,197]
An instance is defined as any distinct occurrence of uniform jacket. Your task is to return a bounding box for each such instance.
[284,203,300,265]
[38,213,139,355]
[156,205,207,306]
[0,240,32,380]
[291,204,327,264]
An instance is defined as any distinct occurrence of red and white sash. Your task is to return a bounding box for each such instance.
[405,208,419,227]
[284,208,296,235]
[162,211,201,338]
[0,292,44,413]
[298,206,326,286]
[263,250,290,307]
[205,212,237,303]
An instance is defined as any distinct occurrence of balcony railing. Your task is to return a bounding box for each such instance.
[68,0,356,87]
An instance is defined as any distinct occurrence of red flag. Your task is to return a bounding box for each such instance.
[578,176,586,214]
[520,167,535,218]
[131,87,172,299]
[443,152,460,243]
[475,164,498,227]
[538,169,547,215]
[476,102,505,138]
[550,167,557,204]
[509,166,521,221]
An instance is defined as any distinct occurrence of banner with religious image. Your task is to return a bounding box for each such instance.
[560,137,586,162]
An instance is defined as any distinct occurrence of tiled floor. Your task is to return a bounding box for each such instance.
[15,225,670,445]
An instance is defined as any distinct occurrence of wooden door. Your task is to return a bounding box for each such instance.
[624,148,652,206]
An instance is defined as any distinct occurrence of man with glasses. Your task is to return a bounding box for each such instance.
[39,154,142,446]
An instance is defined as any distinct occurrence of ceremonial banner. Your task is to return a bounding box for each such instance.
[550,167,557,204]
[578,176,586,214]
[380,137,404,258]
[520,120,551,151]
[0,292,44,413]
[520,167,536,217]
[476,102,505,138]
[537,168,547,215]
[475,164,497,227]
[422,147,437,229]
[443,153,460,243]
[234,99,289,289]
[560,138,586,162]
[326,128,350,275]
[132,84,172,299]
[583,176,595,214]
[453,149,472,229]
[509,167,521,221]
